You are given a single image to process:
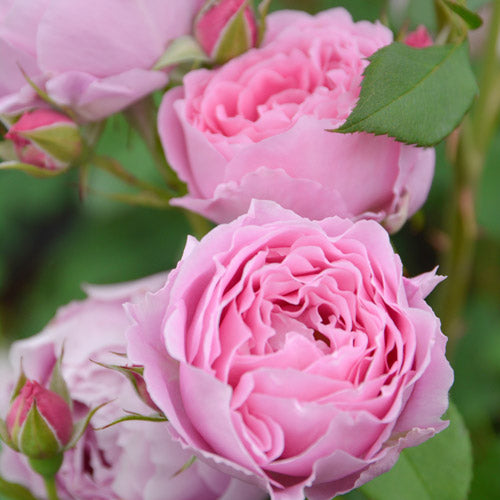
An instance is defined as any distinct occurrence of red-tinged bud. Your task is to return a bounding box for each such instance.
[5,109,82,171]
[404,25,433,48]
[6,380,73,459]
[195,0,258,64]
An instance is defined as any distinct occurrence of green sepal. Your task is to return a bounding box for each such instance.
[28,454,63,478]
[442,0,483,30]
[94,411,167,431]
[213,0,253,64]
[19,401,62,459]
[65,401,109,450]
[21,123,83,165]
[0,473,39,500]
[0,140,17,161]
[153,35,210,70]
[92,359,143,396]
[0,418,17,450]
[0,160,68,178]
[257,0,272,45]
[48,347,72,409]
[173,455,196,477]
[17,67,77,121]
[10,362,27,403]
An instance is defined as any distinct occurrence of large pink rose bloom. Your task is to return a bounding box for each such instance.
[0,0,202,121]
[128,201,453,500]
[0,275,265,500]
[159,8,435,231]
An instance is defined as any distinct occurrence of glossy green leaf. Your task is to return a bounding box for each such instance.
[442,0,483,30]
[358,402,472,500]
[334,42,478,146]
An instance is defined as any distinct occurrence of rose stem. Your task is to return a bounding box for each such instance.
[437,0,500,356]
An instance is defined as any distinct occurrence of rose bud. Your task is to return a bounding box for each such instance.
[5,380,73,460]
[195,0,258,63]
[5,109,82,171]
[404,25,433,48]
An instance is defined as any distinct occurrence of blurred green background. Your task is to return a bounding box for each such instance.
[0,0,499,498]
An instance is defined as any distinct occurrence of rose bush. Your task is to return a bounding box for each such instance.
[128,200,453,500]
[0,0,202,121]
[0,274,265,500]
[159,8,435,231]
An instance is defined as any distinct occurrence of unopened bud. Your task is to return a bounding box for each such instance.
[5,109,82,170]
[6,380,73,459]
[195,0,258,64]
[404,25,433,48]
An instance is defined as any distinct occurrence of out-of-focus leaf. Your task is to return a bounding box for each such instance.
[442,0,483,30]
[469,438,500,500]
[334,42,478,146]
[477,128,500,240]
[0,474,38,500]
[358,403,471,500]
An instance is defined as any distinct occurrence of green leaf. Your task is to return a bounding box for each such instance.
[0,474,39,500]
[153,35,209,70]
[442,0,483,30]
[359,402,472,500]
[334,42,478,147]
[0,161,67,178]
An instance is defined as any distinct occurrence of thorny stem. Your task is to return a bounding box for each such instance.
[438,0,500,355]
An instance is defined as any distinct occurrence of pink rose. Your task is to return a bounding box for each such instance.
[158,8,435,232]
[0,274,265,500]
[0,0,203,121]
[128,200,453,500]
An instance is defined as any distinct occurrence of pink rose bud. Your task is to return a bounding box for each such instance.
[195,0,258,63]
[6,380,73,459]
[405,25,433,48]
[5,109,82,170]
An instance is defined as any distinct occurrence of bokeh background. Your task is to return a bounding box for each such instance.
[0,0,498,498]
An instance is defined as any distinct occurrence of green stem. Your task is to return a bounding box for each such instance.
[43,476,59,500]
[437,0,500,354]
[92,155,174,201]
[124,97,185,194]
